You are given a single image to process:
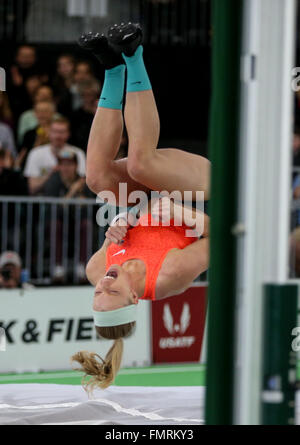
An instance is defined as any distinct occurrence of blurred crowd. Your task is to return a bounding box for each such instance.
[0,44,128,199]
[0,45,128,288]
[287,94,300,278]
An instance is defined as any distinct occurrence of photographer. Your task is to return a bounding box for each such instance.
[0,251,22,289]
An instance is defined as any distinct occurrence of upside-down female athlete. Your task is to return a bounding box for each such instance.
[71,22,210,392]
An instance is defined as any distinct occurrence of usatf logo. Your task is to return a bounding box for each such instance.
[163,302,190,334]
[0,68,6,91]
[0,327,6,351]
[159,303,195,349]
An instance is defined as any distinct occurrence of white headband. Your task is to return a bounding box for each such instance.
[93,304,137,327]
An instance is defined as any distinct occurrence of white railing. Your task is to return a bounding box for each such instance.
[0,196,206,286]
[0,196,104,285]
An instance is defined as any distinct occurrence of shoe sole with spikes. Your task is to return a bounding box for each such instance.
[107,22,143,57]
[78,32,124,69]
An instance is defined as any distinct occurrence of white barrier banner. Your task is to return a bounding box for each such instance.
[0,287,151,373]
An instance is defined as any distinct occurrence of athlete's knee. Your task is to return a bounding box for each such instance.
[86,172,100,194]
[127,152,153,182]
[86,171,112,195]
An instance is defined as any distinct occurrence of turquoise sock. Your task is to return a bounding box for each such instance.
[122,46,152,93]
[98,65,126,110]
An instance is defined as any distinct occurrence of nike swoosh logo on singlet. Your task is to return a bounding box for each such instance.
[112,249,126,257]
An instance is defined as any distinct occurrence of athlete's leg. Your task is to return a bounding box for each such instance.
[78,32,150,206]
[108,24,210,201]
[124,89,210,200]
[87,108,150,205]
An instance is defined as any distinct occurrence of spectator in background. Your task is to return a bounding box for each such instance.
[25,74,42,103]
[18,85,60,144]
[0,92,14,129]
[293,125,300,167]
[12,73,44,120]
[53,54,76,118]
[10,45,38,87]
[290,227,300,278]
[0,92,16,159]
[55,54,76,89]
[0,148,28,195]
[0,251,22,289]
[23,100,56,148]
[0,124,16,159]
[70,60,98,112]
[293,173,300,199]
[74,60,95,86]
[0,149,28,254]
[8,45,43,119]
[70,80,100,151]
[42,148,93,283]
[42,147,92,199]
[23,117,86,195]
[16,100,56,171]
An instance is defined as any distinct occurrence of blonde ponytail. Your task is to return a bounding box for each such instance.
[72,338,124,393]
[71,322,135,393]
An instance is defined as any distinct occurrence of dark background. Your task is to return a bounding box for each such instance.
[0,0,211,157]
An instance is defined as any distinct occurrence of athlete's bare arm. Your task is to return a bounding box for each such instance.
[86,223,126,287]
[155,238,209,300]
[86,239,109,286]
[155,209,209,300]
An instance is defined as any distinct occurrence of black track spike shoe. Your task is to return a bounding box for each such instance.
[78,32,124,69]
[107,22,143,57]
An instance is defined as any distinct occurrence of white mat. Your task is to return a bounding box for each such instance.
[0,384,204,425]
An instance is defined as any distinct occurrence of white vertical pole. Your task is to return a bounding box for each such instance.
[233,0,296,424]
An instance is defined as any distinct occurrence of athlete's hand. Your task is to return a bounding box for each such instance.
[105,218,129,245]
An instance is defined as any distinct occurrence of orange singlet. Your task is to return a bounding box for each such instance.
[106,213,198,301]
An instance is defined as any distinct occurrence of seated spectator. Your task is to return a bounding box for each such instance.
[295,91,300,127]
[74,60,95,86]
[23,100,56,148]
[0,149,28,254]
[53,54,76,118]
[16,100,56,170]
[18,85,60,144]
[8,45,43,119]
[12,73,43,122]
[0,148,28,195]
[290,227,300,277]
[25,74,43,104]
[0,92,16,159]
[0,251,22,289]
[70,60,98,112]
[0,123,16,159]
[0,92,14,129]
[23,117,86,195]
[293,173,300,199]
[70,80,100,151]
[10,45,39,88]
[293,125,300,167]
[42,147,93,198]
[42,148,93,283]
